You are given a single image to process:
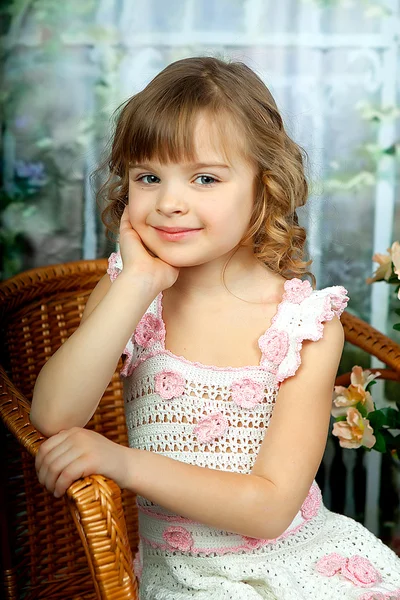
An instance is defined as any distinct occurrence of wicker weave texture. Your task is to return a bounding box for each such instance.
[0,260,138,600]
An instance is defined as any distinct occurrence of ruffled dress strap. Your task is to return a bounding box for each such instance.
[258,278,349,385]
[106,250,164,377]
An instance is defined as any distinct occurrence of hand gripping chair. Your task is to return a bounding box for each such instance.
[1,259,400,599]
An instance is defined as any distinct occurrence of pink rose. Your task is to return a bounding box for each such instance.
[241,535,267,550]
[341,555,382,587]
[282,278,312,303]
[155,370,186,400]
[315,553,382,589]
[315,553,348,577]
[134,313,165,348]
[231,378,264,409]
[300,484,321,520]
[258,329,289,365]
[163,526,194,552]
[193,412,229,444]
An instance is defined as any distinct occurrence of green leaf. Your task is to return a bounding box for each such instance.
[356,402,368,417]
[369,407,400,428]
[368,410,386,429]
[365,380,377,393]
[388,273,400,284]
[383,407,400,428]
[393,323,400,331]
[394,308,400,317]
[383,144,397,155]
[372,430,386,453]
[334,415,347,422]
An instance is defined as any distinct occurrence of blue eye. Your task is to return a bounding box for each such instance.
[138,174,160,184]
[194,175,217,186]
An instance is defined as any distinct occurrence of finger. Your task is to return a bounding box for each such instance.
[35,429,71,471]
[53,456,91,498]
[41,447,83,495]
[37,440,75,487]
[119,205,132,233]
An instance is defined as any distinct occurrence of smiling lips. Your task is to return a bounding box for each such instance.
[154,226,201,233]
[153,226,202,241]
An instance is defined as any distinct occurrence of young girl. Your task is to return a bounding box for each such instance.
[31,56,400,599]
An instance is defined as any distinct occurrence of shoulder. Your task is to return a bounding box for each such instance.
[276,278,349,335]
[260,279,349,384]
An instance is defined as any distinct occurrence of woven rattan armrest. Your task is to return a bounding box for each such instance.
[0,365,138,599]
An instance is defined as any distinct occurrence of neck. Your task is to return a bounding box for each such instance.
[168,246,276,303]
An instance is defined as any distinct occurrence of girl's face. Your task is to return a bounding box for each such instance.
[127,113,258,268]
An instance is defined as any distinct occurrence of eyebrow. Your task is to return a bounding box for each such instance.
[129,162,231,171]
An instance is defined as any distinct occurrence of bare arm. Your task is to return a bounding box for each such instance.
[30,271,160,437]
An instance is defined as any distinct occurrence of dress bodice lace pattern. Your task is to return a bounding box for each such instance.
[107,251,400,600]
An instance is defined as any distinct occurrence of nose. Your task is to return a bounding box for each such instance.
[155,183,189,216]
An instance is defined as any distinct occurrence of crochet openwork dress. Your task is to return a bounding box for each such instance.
[108,252,400,600]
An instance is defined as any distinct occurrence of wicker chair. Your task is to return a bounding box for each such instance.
[1,259,400,599]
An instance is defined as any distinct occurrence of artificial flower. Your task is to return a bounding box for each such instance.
[331,366,377,417]
[366,241,400,284]
[332,407,376,449]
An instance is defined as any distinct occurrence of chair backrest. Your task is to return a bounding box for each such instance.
[0,259,138,599]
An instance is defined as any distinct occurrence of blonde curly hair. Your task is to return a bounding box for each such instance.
[95,56,313,284]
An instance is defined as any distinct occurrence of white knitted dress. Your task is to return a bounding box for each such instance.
[108,251,400,600]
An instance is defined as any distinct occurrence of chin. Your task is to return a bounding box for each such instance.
[153,248,209,268]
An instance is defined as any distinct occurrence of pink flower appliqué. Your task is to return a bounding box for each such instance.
[315,553,382,588]
[315,553,348,577]
[231,378,264,409]
[134,313,165,348]
[193,412,228,444]
[241,535,267,550]
[107,251,122,282]
[163,526,194,552]
[341,556,382,587]
[300,484,321,520]
[258,328,289,365]
[282,278,312,304]
[155,370,186,400]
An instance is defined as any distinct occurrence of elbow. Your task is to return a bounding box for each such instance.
[30,386,59,437]
[249,477,295,540]
[29,406,63,438]
[30,405,90,438]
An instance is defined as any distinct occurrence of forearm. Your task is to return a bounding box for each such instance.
[30,273,158,436]
[124,448,288,540]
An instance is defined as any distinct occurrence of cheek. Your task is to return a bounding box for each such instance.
[127,200,143,227]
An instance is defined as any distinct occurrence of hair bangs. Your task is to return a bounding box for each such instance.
[121,77,249,168]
